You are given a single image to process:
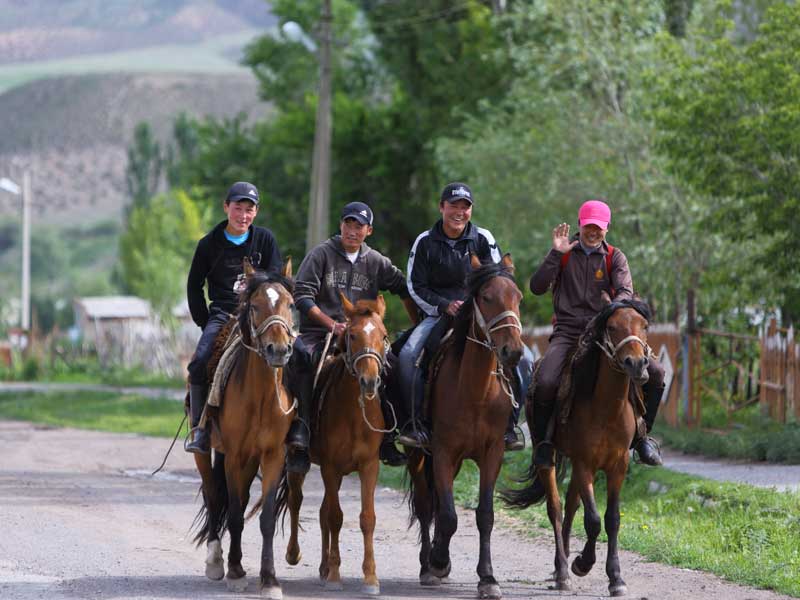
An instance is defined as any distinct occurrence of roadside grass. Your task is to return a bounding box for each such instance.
[0,391,184,437]
[379,452,800,597]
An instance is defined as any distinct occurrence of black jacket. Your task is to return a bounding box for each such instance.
[187,220,282,328]
[407,220,501,317]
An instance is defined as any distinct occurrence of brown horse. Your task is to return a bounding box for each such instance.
[502,298,652,596]
[405,254,523,599]
[192,260,296,598]
[278,294,390,595]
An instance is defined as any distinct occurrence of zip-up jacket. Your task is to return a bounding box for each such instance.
[187,220,282,328]
[529,236,633,333]
[407,220,501,317]
[294,235,409,336]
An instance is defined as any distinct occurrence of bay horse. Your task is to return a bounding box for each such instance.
[405,253,523,599]
[278,294,390,595]
[192,260,296,598]
[502,298,652,596]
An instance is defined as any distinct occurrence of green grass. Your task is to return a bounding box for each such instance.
[0,391,184,437]
[0,31,259,93]
[380,453,800,597]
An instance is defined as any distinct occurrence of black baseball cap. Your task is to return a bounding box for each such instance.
[441,182,473,205]
[226,181,259,205]
[341,201,373,225]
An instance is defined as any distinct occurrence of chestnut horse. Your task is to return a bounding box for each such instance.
[278,294,390,595]
[405,254,523,599]
[502,299,652,597]
[192,261,296,598]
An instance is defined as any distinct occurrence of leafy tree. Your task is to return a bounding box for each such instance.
[125,122,163,211]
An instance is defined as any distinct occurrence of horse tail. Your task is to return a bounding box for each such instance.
[405,449,436,541]
[269,462,291,535]
[499,451,567,509]
[192,452,229,546]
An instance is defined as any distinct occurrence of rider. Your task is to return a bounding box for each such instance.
[396,182,533,450]
[286,201,419,473]
[185,181,283,454]
[529,199,665,466]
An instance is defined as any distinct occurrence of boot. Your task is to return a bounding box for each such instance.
[633,380,664,466]
[379,391,407,466]
[531,395,555,467]
[504,367,525,451]
[396,367,430,448]
[286,376,312,474]
[185,384,210,454]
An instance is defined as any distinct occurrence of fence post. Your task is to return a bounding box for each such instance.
[687,289,701,428]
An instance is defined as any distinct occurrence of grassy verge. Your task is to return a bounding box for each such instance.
[380,453,800,597]
[0,391,184,437]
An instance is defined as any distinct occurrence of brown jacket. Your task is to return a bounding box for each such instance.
[529,237,633,334]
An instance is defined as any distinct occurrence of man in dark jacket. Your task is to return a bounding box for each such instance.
[285,201,418,473]
[396,182,534,450]
[185,181,283,453]
[529,199,664,466]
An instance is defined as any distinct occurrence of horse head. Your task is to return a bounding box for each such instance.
[239,258,295,367]
[597,297,651,385]
[468,253,524,368]
[340,292,388,400]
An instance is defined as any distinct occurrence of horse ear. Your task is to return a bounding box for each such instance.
[470,253,481,270]
[376,294,386,319]
[281,256,293,279]
[243,256,256,278]
[339,291,355,317]
[501,252,515,274]
[600,290,612,306]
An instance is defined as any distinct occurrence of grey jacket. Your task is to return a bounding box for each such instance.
[294,235,409,335]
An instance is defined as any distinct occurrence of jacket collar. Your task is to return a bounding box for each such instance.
[327,234,371,259]
[570,233,609,255]
[429,219,478,243]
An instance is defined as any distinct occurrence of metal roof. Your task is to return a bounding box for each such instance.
[75,296,152,319]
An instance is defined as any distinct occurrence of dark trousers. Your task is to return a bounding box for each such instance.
[187,308,231,386]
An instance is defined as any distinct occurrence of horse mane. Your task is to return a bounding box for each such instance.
[237,270,295,339]
[570,298,652,401]
[450,261,516,358]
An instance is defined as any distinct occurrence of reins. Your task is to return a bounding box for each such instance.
[595,331,653,374]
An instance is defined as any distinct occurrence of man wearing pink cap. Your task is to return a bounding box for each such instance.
[528,199,665,466]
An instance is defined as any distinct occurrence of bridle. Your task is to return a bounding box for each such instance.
[595,330,653,374]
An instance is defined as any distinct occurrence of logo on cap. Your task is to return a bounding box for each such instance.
[248,189,256,197]
[451,186,470,198]
[360,210,368,217]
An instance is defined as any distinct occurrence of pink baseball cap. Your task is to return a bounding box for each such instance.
[578,199,611,229]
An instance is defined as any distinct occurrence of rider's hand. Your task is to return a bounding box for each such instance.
[552,223,579,254]
[331,321,347,337]
[445,300,464,317]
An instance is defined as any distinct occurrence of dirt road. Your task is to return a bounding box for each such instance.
[0,420,792,600]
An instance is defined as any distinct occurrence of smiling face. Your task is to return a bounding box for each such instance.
[224,200,258,236]
[439,199,472,239]
[339,217,372,253]
[579,223,607,248]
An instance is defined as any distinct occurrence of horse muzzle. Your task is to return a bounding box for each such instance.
[623,355,649,385]
[498,344,522,368]
[264,341,293,368]
[359,375,381,399]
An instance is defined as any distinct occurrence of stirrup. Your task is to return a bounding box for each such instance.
[397,426,430,449]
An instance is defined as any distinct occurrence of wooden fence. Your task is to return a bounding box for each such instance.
[760,319,799,423]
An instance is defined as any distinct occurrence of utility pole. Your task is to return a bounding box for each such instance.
[21,171,31,332]
[306,0,333,250]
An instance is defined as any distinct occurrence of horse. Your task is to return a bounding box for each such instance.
[278,293,390,595]
[191,260,296,598]
[405,253,523,600]
[501,298,652,597]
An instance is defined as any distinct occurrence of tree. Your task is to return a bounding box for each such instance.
[125,122,163,212]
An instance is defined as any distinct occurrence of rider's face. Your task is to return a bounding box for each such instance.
[340,217,372,253]
[579,223,607,248]
[439,199,472,238]
[224,200,258,236]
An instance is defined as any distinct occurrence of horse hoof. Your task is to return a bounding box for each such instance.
[204,540,224,580]
[429,560,451,579]
[361,583,380,595]
[553,579,571,591]
[609,582,628,596]
[571,557,590,577]
[226,576,248,592]
[205,562,224,581]
[324,579,344,591]
[478,582,502,598]
[420,572,441,586]
[260,585,283,600]
[285,550,301,566]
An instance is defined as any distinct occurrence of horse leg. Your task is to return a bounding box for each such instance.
[408,451,437,586]
[605,460,628,597]
[285,470,306,566]
[537,465,570,590]
[570,464,601,578]
[258,452,285,600]
[358,458,380,596]
[429,454,457,580]
[561,476,581,560]
[225,458,258,592]
[475,451,503,599]
[194,451,226,580]
[320,465,344,590]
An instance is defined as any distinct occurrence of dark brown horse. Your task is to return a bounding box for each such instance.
[192,260,296,598]
[279,294,390,595]
[502,299,652,596]
[405,254,523,599]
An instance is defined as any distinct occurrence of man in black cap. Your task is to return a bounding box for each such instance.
[185,181,283,453]
[285,201,419,473]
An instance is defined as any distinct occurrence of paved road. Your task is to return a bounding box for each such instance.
[0,420,794,600]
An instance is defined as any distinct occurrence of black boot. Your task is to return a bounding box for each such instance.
[286,376,312,474]
[185,384,210,454]
[633,380,664,466]
[532,394,555,467]
[379,391,407,466]
[396,362,430,448]
[504,367,525,451]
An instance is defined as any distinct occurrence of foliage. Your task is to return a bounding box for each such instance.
[125,122,162,212]
[118,189,204,320]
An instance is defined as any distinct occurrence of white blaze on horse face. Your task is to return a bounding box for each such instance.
[363,321,376,336]
[266,286,280,308]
